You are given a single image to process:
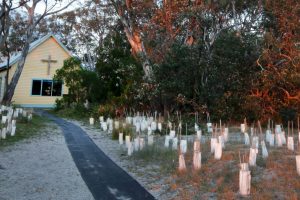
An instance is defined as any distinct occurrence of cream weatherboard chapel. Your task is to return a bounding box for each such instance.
[0,34,71,108]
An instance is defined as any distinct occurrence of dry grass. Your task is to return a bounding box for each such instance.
[130,130,300,199]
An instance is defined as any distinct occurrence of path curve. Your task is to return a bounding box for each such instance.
[41,111,155,200]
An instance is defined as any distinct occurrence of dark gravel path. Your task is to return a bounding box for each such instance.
[41,111,155,200]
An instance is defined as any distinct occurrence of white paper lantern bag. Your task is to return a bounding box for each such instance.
[287,136,294,151]
[119,133,123,145]
[239,169,251,196]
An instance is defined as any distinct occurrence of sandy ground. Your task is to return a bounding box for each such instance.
[0,122,94,200]
[68,120,178,200]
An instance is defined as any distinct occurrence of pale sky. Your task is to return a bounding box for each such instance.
[34,0,82,14]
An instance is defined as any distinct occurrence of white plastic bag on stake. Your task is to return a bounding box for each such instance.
[214,142,222,160]
[158,123,162,132]
[164,135,170,148]
[193,140,201,168]
[266,130,271,143]
[178,154,186,172]
[211,138,217,153]
[180,140,187,154]
[147,126,152,136]
[135,123,141,133]
[224,128,229,142]
[1,128,6,139]
[148,135,154,145]
[99,116,104,122]
[269,134,275,146]
[170,130,176,139]
[1,116,7,124]
[296,155,300,176]
[119,133,123,145]
[139,138,145,150]
[125,135,131,148]
[196,130,202,140]
[252,136,259,149]
[249,148,257,166]
[89,118,94,125]
[134,138,139,151]
[261,141,268,158]
[11,126,16,136]
[151,121,157,131]
[194,123,199,132]
[244,133,250,145]
[280,132,286,145]
[114,121,120,129]
[276,133,283,147]
[241,124,246,133]
[239,169,251,196]
[127,142,133,156]
[219,135,225,149]
[287,136,294,151]
[207,123,212,133]
[172,138,178,150]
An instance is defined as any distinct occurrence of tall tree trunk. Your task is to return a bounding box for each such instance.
[2,29,33,104]
[110,0,152,80]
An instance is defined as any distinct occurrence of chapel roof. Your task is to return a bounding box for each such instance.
[0,33,72,69]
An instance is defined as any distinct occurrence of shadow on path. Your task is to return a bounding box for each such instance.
[40,111,155,200]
